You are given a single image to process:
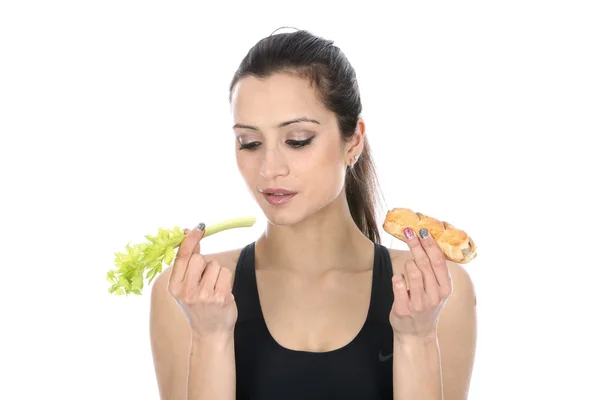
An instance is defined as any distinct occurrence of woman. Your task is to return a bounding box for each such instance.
[150,29,477,399]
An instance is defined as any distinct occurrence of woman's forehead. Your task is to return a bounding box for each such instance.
[231,74,332,129]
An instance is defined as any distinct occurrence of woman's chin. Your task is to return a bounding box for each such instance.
[262,209,302,227]
[259,199,309,228]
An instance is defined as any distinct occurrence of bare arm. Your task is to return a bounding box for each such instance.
[393,334,443,399]
[437,262,477,399]
[391,261,477,400]
[187,332,236,399]
[150,264,236,399]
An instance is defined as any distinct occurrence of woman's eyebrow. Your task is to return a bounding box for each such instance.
[232,117,321,131]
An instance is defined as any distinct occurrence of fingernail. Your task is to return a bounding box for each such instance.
[196,222,206,231]
[403,227,415,240]
[395,276,405,288]
[393,274,406,288]
[419,228,429,239]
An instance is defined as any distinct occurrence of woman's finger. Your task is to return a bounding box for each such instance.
[392,274,409,313]
[183,228,201,254]
[199,260,221,294]
[404,227,438,295]
[183,253,208,296]
[417,228,452,296]
[214,266,233,293]
[171,223,205,285]
[215,267,235,303]
[405,259,424,311]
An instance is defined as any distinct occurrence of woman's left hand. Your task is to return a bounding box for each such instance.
[390,227,453,341]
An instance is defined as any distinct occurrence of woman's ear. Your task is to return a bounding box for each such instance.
[348,118,366,156]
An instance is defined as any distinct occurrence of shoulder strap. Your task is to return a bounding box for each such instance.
[232,242,263,323]
[366,243,395,324]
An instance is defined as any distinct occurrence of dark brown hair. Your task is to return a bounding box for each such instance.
[229,28,384,244]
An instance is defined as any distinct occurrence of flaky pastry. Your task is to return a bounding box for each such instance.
[382,208,477,264]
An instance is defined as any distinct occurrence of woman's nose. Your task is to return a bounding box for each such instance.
[260,147,289,179]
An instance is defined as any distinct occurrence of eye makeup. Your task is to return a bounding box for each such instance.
[238,134,316,151]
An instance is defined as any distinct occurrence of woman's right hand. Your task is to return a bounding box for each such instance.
[168,224,238,339]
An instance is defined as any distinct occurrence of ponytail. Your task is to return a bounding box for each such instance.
[345,136,383,244]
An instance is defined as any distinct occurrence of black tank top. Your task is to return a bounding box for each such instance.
[232,241,395,399]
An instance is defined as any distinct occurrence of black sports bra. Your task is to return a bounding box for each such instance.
[232,241,395,399]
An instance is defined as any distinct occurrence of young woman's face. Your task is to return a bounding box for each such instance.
[230,72,355,227]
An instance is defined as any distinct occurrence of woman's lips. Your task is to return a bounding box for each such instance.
[262,192,297,205]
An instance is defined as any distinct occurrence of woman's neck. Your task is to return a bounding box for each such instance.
[255,194,375,275]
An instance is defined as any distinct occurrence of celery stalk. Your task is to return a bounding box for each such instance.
[107,216,257,296]
[204,216,257,237]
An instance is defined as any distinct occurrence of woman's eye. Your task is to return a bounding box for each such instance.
[239,142,261,151]
[287,136,315,148]
[238,136,315,151]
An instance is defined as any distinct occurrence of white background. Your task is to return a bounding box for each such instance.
[1,1,599,399]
